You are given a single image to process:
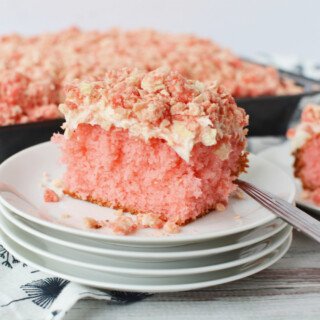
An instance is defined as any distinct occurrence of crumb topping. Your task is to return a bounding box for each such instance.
[60,68,248,161]
[0,27,301,126]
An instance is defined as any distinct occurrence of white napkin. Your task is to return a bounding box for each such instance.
[0,248,150,320]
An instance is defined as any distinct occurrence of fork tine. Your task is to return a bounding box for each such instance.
[235,179,320,243]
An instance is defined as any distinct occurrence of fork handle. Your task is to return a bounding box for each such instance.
[236,179,320,243]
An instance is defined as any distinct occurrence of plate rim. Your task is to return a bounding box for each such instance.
[258,141,320,214]
[0,226,292,292]
[0,210,292,276]
[0,203,288,259]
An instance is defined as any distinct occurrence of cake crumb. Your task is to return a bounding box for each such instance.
[59,213,70,219]
[216,203,226,212]
[113,209,124,216]
[109,216,137,235]
[38,182,44,188]
[286,128,296,139]
[234,189,246,200]
[234,214,241,220]
[301,190,311,200]
[43,188,59,202]
[163,221,180,234]
[136,213,164,229]
[27,209,36,215]
[51,178,63,189]
[311,188,320,206]
[154,230,164,236]
[82,217,106,229]
[43,172,49,182]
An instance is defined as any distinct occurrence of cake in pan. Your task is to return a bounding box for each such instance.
[0,28,301,126]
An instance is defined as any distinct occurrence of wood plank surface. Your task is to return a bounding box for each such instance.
[64,230,320,320]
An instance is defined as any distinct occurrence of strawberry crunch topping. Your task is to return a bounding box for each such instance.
[0,28,301,126]
[60,68,248,162]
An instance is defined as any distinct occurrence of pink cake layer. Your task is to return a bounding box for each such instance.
[53,124,248,225]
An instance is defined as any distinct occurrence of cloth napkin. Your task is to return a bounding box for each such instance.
[1,55,320,320]
[0,256,150,320]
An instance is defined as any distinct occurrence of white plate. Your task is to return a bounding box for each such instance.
[0,203,288,259]
[0,226,292,292]
[0,142,295,244]
[258,142,320,214]
[0,211,292,276]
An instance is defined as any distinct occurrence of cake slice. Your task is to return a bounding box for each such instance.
[288,104,320,204]
[52,68,248,225]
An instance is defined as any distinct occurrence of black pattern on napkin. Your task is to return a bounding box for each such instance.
[1,277,69,309]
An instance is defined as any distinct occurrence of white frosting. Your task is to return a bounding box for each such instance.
[60,102,217,162]
[59,68,247,162]
[291,123,320,152]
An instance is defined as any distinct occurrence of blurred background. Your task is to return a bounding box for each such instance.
[0,0,318,61]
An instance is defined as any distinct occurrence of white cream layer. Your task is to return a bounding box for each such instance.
[59,100,218,162]
[291,123,320,152]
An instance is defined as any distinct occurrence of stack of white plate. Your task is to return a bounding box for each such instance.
[0,142,295,293]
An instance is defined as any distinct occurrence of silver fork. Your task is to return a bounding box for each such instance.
[236,179,320,243]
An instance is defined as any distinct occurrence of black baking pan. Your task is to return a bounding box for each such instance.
[0,68,319,163]
[0,119,64,163]
[236,69,320,136]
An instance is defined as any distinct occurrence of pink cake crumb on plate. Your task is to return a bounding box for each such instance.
[136,213,164,229]
[163,221,180,234]
[52,67,249,227]
[109,216,137,235]
[82,217,106,230]
[43,188,59,202]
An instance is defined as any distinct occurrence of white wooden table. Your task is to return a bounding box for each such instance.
[65,230,320,320]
